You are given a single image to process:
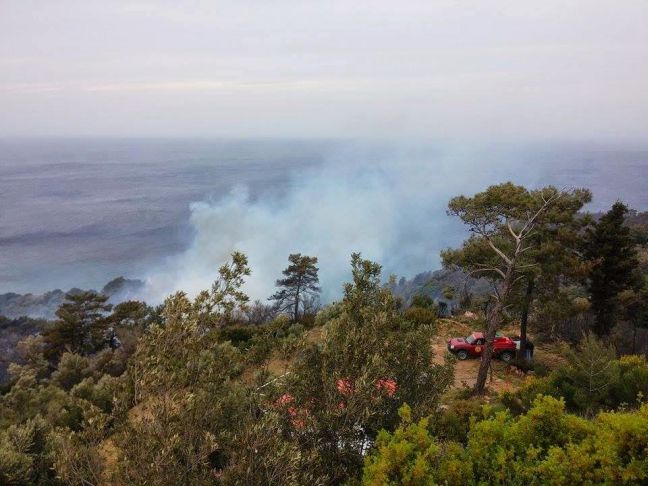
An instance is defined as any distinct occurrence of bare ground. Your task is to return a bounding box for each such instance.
[432,317,562,394]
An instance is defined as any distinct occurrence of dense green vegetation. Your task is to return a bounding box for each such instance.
[363,396,648,485]
[1,182,648,485]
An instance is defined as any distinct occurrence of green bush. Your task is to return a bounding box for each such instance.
[218,324,257,347]
[507,337,648,414]
[410,294,436,309]
[0,416,54,485]
[611,355,648,407]
[362,404,471,486]
[403,305,437,327]
[430,397,486,444]
[363,396,648,485]
[530,359,550,377]
[51,353,91,391]
[236,254,454,485]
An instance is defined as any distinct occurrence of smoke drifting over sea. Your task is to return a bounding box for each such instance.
[143,144,546,303]
[2,139,646,307]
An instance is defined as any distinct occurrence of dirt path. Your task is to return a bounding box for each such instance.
[432,319,528,393]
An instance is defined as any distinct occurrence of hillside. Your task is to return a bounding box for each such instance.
[0,277,144,320]
[2,192,648,485]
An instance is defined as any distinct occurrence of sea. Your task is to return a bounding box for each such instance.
[1,138,647,296]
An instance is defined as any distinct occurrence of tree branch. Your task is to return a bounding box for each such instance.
[472,264,507,280]
[518,190,562,239]
[486,237,512,266]
[506,220,520,241]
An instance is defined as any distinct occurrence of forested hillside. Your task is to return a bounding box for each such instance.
[1,183,648,485]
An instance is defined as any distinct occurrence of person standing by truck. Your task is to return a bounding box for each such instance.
[513,336,534,361]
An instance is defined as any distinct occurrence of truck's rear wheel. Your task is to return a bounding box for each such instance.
[456,350,468,360]
[499,351,514,363]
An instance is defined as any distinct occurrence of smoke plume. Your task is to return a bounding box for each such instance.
[143,143,541,303]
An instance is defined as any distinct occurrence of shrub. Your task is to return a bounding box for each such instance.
[403,305,437,327]
[48,403,109,485]
[363,396,648,485]
[243,254,454,484]
[218,324,257,347]
[0,416,54,485]
[362,404,471,486]
[430,397,486,444]
[508,336,648,415]
[51,353,91,391]
[113,289,250,484]
[611,355,648,407]
[410,294,436,309]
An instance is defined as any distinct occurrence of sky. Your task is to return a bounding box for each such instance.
[1,0,648,140]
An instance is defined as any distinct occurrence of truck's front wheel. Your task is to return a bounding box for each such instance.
[499,351,514,363]
[456,350,468,360]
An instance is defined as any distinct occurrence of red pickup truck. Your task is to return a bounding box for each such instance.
[447,331,516,363]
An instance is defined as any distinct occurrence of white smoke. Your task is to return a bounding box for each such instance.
[143,142,542,303]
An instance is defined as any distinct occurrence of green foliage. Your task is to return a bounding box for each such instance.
[113,254,255,484]
[509,336,648,415]
[270,253,321,322]
[221,410,324,485]
[585,202,640,335]
[402,305,437,327]
[364,396,648,486]
[559,333,619,412]
[0,416,56,485]
[193,250,252,328]
[0,369,113,485]
[218,324,258,347]
[447,182,542,234]
[109,299,152,329]
[14,334,49,380]
[48,402,109,486]
[247,253,454,484]
[618,283,648,353]
[612,355,648,407]
[0,252,257,485]
[410,293,435,309]
[42,291,112,361]
[405,294,439,326]
[531,286,592,341]
[362,404,471,486]
[444,183,591,393]
[51,353,91,391]
[70,374,121,413]
[430,395,487,444]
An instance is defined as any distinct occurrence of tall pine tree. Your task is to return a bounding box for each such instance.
[443,183,588,394]
[42,291,112,361]
[270,254,320,322]
[585,202,638,336]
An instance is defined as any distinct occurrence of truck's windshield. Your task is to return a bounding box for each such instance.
[465,335,476,344]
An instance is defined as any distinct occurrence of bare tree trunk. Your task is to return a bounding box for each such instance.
[474,269,515,395]
[293,283,301,322]
[474,300,503,394]
[469,191,560,394]
[519,276,535,361]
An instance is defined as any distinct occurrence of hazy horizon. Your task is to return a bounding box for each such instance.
[2,2,648,300]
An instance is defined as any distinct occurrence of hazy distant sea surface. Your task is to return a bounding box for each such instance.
[1,138,647,294]
[0,139,329,293]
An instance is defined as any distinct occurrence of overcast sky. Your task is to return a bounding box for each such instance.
[1,1,647,140]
